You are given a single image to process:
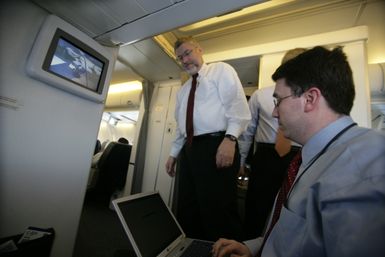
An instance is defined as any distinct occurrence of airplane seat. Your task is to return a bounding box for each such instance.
[92,141,132,203]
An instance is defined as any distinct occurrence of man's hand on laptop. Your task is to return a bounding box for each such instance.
[211,238,252,257]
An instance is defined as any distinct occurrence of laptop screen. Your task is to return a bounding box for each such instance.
[114,192,183,257]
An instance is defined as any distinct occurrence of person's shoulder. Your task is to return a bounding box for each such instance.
[356,126,385,143]
[207,61,234,71]
[205,62,237,78]
[341,125,385,158]
[250,85,274,100]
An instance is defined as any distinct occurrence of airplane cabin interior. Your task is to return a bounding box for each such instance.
[0,1,384,257]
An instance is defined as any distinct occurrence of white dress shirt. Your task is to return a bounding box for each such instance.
[238,86,301,165]
[170,62,251,157]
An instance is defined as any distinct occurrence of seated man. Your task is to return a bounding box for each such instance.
[212,46,385,257]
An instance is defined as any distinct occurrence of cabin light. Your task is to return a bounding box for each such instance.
[108,81,142,94]
[117,122,135,128]
[102,112,111,122]
[108,116,118,126]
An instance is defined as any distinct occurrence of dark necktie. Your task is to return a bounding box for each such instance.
[256,150,302,256]
[186,73,198,146]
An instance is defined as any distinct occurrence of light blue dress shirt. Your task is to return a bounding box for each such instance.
[246,116,385,257]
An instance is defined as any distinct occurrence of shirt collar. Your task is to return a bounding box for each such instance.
[196,63,208,78]
[302,116,354,167]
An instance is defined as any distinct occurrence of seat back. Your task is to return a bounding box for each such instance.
[95,142,132,198]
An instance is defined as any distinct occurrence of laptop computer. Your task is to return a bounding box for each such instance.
[112,191,213,257]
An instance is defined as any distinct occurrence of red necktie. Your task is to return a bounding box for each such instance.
[256,150,302,256]
[186,74,198,146]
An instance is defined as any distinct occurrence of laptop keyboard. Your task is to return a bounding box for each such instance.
[180,240,213,257]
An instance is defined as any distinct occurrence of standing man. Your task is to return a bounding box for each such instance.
[239,48,305,239]
[165,36,251,241]
[212,46,385,257]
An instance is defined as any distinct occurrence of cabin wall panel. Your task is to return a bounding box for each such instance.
[142,86,170,193]
[142,80,180,205]
[0,1,116,257]
[154,84,180,205]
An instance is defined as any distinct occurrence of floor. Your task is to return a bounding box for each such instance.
[73,184,247,257]
[72,192,135,257]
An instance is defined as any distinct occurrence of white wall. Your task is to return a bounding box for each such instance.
[257,28,370,127]
[0,1,116,257]
[142,80,181,205]
[97,120,137,145]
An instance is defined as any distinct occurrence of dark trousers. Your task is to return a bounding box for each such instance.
[243,143,300,240]
[175,134,243,241]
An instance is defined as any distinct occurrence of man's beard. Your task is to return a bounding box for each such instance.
[184,63,199,75]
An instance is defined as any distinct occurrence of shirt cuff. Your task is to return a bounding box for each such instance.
[243,237,263,257]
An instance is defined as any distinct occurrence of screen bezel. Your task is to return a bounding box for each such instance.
[26,15,113,103]
[42,28,108,95]
[112,191,186,257]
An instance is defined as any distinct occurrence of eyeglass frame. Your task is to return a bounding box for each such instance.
[176,48,194,62]
[273,94,293,107]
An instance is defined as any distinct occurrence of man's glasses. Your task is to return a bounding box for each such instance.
[176,49,193,62]
[273,95,293,107]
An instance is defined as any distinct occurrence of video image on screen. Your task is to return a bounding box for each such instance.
[48,38,104,92]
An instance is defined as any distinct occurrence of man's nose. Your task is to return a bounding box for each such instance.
[272,107,279,118]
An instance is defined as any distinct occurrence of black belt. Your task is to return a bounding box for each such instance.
[256,142,275,149]
[193,131,225,139]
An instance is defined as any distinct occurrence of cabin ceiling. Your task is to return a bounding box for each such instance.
[31,0,372,88]
[31,0,267,86]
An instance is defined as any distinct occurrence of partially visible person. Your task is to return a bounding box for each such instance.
[238,48,305,239]
[101,139,110,151]
[94,139,101,155]
[165,36,251,241]
[88,139,110,188]
[212,46,385,257]
[92,138,128,169]
[117,137,129,144]
[91,139,110,169]
[88,138,128,189]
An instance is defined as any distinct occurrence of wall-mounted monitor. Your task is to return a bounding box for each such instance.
[26,15,114,103]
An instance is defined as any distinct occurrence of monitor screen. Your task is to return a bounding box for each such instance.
[42,29,107,94]
[26,15,113,103]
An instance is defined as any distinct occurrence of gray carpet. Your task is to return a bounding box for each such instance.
[72,192,135,257]
[73,185,247,257]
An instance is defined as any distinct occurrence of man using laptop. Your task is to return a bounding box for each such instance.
[212,47,385,257]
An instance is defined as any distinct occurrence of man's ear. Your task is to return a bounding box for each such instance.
[304,87,321,112]
[196,46,203,54]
